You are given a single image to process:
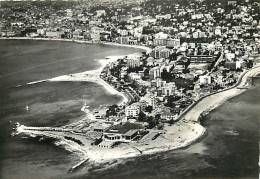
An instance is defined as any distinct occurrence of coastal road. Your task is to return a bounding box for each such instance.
[182,65,260,122]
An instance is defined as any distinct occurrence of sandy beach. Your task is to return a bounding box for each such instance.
[0,37,152,53]
[9,37,260,166]
[182,65,260,122]
[47,55,129,106]
[16,120,205,164]
[3,37,151,106]
[14,65,260,166]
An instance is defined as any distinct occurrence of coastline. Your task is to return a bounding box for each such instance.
[47,55,129,106]
[9,37,260,166]
[3,37,150,106]
[0,37,152,53]
[16,121,206,164]
[181,65,260,123]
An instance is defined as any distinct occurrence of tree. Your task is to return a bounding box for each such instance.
[144,68,150,78]
[169,119,175,125]
[138,111,146,122]
[247,60,253,68]
[155,114,161,120]
[169,53,178,61]
[127,66,143,73]
[147,116,158,129]
[106,104,118,117]
[157,123,164,130]
[145,105,153,113]
[161,69,173,82]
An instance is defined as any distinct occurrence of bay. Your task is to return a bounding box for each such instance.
[0,39,143,179]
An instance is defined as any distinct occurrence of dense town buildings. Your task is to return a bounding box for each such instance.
[1,0,259,146]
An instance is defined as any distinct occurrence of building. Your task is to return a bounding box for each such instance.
[117,37,129,44]
[153,38,167,46]
[224,61,236,70]
[151,78,166,88]
[166,38,181,48]
[96,10,106,17]
[103,122,143,142]
[93,122,112,133]
[236,60,246,69]
[149,67,161,79]
[90,31,100,41]
[46,31,63,38]
[66,9,73,17]
[119,29,129,36]
[98,141,115,148]
[125,103,140,117]
[199,75,212,85]
[161,108,178,121]
[127,57,141,68]
[140,100,148,111]
[162,82,176,96]
[151,96,157,109]
[225,53,235,61]
[146,57,156,66]
[155,14,171,20]
[153,32,168,46]
[128,73,142,81]
[188,55,216,64]
[151,46,171,59]
[127,53,141,68]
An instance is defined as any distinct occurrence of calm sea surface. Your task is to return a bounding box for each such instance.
[0,40,259,179]
[0,40,143,179]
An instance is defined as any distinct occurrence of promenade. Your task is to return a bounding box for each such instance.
[181,65,260,122]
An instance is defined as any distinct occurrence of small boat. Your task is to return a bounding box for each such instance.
[225,130,239,135]
[26,105,29,111]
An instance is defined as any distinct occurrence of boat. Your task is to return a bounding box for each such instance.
[26,105,29,111]
[225,130,239,135]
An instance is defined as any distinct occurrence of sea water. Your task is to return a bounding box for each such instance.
[82,78,259,179]
[0,39,143,179]
[0,40,258,179]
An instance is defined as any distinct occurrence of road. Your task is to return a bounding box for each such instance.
[181,65,260,122]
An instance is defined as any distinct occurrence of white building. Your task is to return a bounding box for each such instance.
[199,75,212,85]
[125,103,140,117]
[162,82,176,96]
[96,10,106,17]
[151,78,166,88]
[149,67,161,79]
[66,9,73,17]
[154,32,168,39]
[236,60,246,69]
[127,54,141,68]
[155,14,171,20]
[151,46,171,59]
[129,73,142,81]
[153,32,168,46]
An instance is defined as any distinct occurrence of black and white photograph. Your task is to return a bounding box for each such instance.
[0,0,259,178]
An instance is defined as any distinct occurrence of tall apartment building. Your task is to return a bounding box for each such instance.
[149,67,161,79]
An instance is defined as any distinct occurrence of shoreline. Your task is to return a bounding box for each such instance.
[47,55,129,106]
[181,65,260,123]
[4,37,150,106]
[0,37,152,53]
[9,37,260,166]
[16,121,206,164]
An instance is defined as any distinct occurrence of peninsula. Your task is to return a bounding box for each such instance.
[1,0,259,171]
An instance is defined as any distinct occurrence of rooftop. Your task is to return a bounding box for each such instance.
[104,122,143,134]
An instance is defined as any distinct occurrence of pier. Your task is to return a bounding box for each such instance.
[69,158,89,172]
